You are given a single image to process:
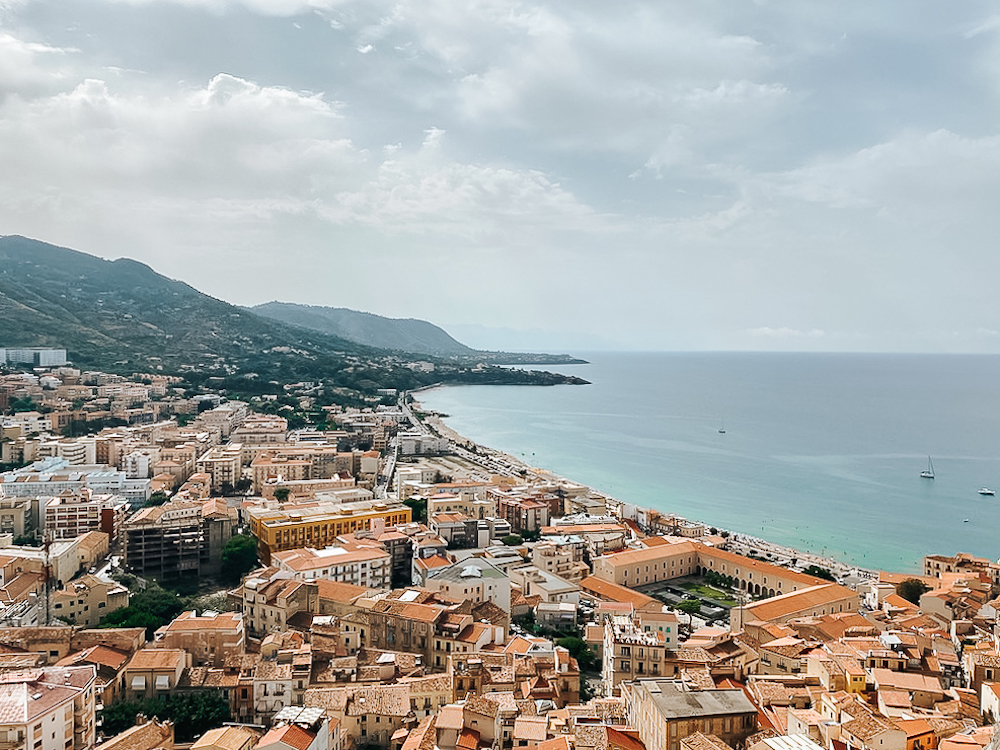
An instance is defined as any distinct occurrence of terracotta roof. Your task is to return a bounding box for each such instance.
[193,726,260,750]
[745,584,857,622]
[127,649,186,671]
[580,576,659,610]
[258,723,315,750]
[93,718,173,750]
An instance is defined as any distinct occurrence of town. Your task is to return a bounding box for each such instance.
[0,347,998,750]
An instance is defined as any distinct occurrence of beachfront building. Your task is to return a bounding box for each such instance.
[623,679,758,750]
[924,552,1000,589]
[730,583,861,631]
[592,538,837,601]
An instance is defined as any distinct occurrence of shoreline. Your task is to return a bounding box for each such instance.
[417,400,881,583]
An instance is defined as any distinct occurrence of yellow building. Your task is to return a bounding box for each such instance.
[246,500,411,563]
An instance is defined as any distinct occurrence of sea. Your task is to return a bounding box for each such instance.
[415,352,1000,574]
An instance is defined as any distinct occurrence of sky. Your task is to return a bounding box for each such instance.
[2,1,1000,352]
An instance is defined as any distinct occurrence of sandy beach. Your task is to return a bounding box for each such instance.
[418,400,880,582]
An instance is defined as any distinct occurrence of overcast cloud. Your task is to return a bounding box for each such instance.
[2,1,999,352]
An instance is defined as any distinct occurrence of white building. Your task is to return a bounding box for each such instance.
[0,458,150,503]
[0,665,97,750]
[43,488,129,540]
[0,348,68,367]
[272,543,392,589]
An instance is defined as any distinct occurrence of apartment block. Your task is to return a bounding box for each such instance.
[43,488,129,541]
[51,574,129,628]
[195,444,243,491]
[602,613,668,695]
[531,538,589,582]
[0,665,96,750]
[246,499,411,564]
[123,498,236,581]
[152,610,245,667]
[272,540,392,590]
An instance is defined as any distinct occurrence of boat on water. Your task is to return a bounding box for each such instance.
[718,417,726,434]
[979,488,995,496]
[920,456,934,479]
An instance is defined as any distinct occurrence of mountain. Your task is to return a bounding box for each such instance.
[0,235,367,368]
[251,301,587,365]
[252,302,475,357]
[0,236,588,394]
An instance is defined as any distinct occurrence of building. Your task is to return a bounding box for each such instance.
[623,679,758,750]
[43,489,129,541]
[246,499,411,564]
[531,538,589,582]
[730,584,861,631]
[272,541,392,590]
[122,649,190,701]
[508,566,580,606]
[0,348,68,367]
[152,610,245,667]
[0,665,97,750]
[194,445,243,491]
[1,458,151,504]
[602,613,667,695]
[123,498,236,582]
[424,557,512,613]
[51,575,129,628]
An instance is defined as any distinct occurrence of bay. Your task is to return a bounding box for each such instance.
[416,352,1000,573]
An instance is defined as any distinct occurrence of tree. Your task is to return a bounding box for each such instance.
[403,496,427,524]
[145,490,169,507]
[803,564,836,581]
[897,578,931,605]
[100,583,186,639]
[555,636,597,671]
[220,534,258,584]
[502,534,523,546]
[99,692,230,742]
[234,477,252,494]
[273,487,291,502]
[676,599,702,625]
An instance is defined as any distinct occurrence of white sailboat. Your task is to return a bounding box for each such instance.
[920,456,934,479]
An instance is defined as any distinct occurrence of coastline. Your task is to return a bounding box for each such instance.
[417,399,880,583]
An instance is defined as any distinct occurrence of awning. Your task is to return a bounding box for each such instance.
[155,675,170,690]
[130,676,146,690]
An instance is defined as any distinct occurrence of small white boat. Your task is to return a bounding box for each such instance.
[964,518,970,523]
[920,456,934,479]
[979,488,995,496]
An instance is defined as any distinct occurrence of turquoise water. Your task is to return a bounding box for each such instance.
[417,352,1000,573]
